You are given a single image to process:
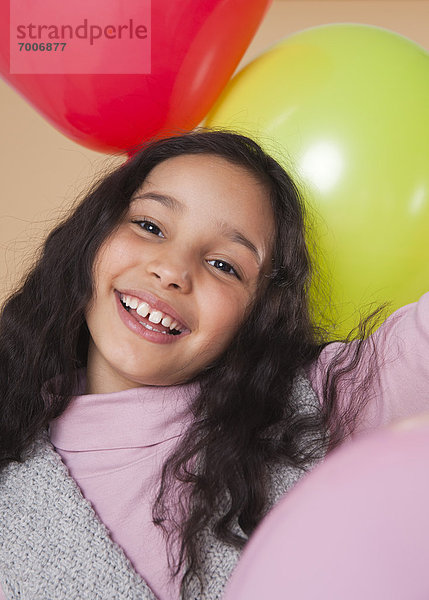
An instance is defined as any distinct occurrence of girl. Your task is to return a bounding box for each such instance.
[0,130,428,600]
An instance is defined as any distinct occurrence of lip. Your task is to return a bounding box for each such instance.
[114,291,191,345]
[116,288,191,331]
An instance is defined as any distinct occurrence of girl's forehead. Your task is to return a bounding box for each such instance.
[136,154,271,216]
[138,154,270,210]
[143,153,264,186]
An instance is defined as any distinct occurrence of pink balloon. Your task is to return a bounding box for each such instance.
[225,423,429,599]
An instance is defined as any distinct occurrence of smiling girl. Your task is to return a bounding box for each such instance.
[0,130,428,600]
[86,151,274,391]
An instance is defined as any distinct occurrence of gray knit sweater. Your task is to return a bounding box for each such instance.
[0,376,321,600]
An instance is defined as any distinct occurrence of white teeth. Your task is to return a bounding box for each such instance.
[161,315,173,328]
[148,310,163,324]
[121,293,185,331]
[129,297,139,310]
[136,302,150,317]
[139,321,168,334]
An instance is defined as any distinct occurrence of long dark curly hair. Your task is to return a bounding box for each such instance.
[0,129,380,591]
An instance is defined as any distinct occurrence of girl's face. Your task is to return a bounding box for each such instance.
[85,154,275,393]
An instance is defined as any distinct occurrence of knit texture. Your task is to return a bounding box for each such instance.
[0,376,322,600]
[0,433,157,600]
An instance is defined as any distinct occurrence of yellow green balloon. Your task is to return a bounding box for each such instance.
[206,24,429,334]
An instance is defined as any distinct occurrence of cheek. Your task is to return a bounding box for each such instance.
[92,234,137,290]
[200,286,249,342]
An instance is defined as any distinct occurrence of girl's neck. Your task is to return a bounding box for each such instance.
[85,339,180,394]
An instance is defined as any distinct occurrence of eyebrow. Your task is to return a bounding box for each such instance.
[132,192,184,213]
[132,191,263,266]
[218,223,262,266]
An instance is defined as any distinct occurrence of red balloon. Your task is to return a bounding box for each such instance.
[0,0,271,153]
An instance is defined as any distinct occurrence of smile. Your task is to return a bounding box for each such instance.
[115,291,191,344]
[120,292,185,335]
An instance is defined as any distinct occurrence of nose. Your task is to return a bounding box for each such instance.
[146,253,192,293]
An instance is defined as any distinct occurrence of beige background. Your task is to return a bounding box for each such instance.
[1,0,428,299]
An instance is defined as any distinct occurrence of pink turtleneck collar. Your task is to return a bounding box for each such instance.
[49,373,199,600]
[50,374,198,452]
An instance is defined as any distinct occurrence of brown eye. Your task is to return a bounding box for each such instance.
[133,220,164,238]
[207,259,240,279]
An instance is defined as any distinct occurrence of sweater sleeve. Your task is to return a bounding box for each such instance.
[308,291,429,435]
[0,585,6,600]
